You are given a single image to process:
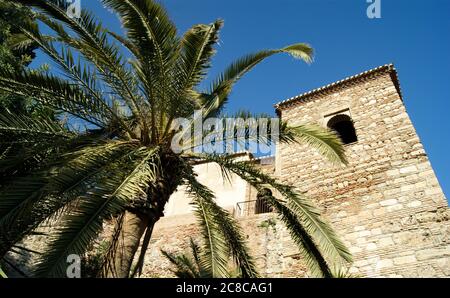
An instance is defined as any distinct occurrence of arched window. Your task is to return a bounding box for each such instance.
[327,114,358,145]
[255,188,273,214]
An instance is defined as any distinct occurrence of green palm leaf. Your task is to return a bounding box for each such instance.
[192,155,352,276]
[0,68,108,127]
[183,164,259,278]
[161,248,201,278]
[0,109,71,140]
[33,181,126,277]
[280,124,347,165]
[34,146,160,277]
[253,186,332,277]
[189,189,230,278]
[0,141,137,257]
[201,43,313,117]
[13,0,144,129]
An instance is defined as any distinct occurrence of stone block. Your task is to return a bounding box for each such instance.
[393,255,417,265]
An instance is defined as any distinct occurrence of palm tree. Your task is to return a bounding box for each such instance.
[0,0,352,278]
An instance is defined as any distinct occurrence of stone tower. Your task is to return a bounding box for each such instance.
[275,64,449,277]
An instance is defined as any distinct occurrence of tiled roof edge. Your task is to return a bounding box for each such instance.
[274,64,403,111]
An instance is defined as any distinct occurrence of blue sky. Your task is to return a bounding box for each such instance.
[33,0,450,201]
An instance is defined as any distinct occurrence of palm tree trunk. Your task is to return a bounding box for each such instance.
[130,222,155,278]
[105,211,149,278]
[102,153,182,278]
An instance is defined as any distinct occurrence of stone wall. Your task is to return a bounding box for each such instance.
[141,213,309,278]
[276,67,450,277]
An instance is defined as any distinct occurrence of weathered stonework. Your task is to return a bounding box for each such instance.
[143,64,449,278]
[141,213,309,278]
[274,64,449,277]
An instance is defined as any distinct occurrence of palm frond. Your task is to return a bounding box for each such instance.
[188,188,230,278]
[160,20,224,135]
[33,146,160,277]
[191,155,352,274]
[0,110,70,182]
[101,0,179,135]
[177,20,223,92]
[280,124,347,165]
[180,110,281,154]
[13,17,135,136]
[331,266,359,278]
[33,181,126,277]
[161,249,201,278]
[183,165,259,278]
[101,0,178,66]
[253,185,332,277]
[0,68,108,127]
[6,32,55,52]
[0,109,71,141]
[13,0,145,131]
[161,237,219,278]
[189,237,203,271]
[0,141,137,257]
[201,43,313,117]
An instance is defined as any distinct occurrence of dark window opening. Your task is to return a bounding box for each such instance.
[255,188,274,214]
[327,114,358,145]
